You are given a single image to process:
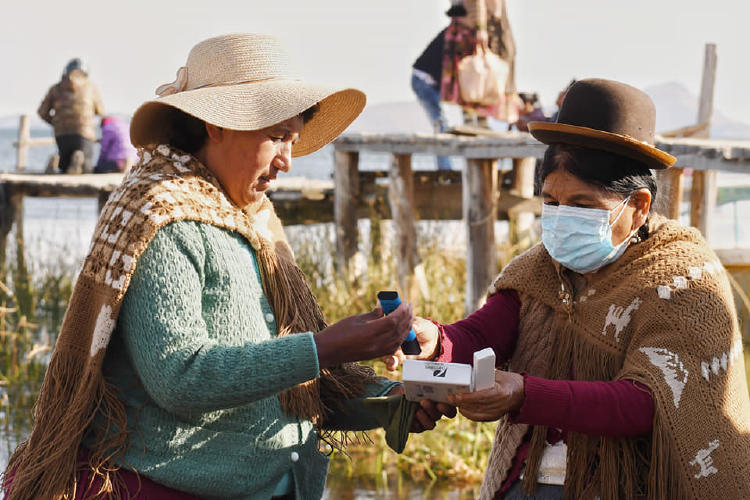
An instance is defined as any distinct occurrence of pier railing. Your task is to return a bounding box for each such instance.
[3,123,750,313]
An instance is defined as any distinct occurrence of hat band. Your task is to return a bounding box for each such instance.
[192,76,285,90]
[156,65,289,98]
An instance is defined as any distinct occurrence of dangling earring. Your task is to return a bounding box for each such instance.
[630,223,646,244]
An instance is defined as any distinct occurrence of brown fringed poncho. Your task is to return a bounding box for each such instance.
[478,215,750,500]
[2,145,376,499]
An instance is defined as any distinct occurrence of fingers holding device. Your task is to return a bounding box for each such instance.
[377,291,421,356]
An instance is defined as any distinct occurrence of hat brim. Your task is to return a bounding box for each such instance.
[130,80,365,157]
[528,121,676,170]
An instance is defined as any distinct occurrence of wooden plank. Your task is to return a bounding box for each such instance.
[16,115,30,172]
[508,157,536,246]
[388,154,419,300]
[332,133,750,172]
[334,151,360,272]
[697,43,717,132]
[690,43,719,238]
[463,159,498,314]
[12,137,56,148]
[334,133,546,159]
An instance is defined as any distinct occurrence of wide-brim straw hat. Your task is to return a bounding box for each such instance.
[130,33,366,157]
[528,78,676,170]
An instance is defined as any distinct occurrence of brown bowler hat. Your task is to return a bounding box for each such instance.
[528,78,676,169]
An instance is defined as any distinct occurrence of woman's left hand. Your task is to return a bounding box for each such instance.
[388,385,457,432]
[447,370,525,422]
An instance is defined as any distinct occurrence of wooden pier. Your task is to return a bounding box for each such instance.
[332,132,750,311]
[3,129,750,314]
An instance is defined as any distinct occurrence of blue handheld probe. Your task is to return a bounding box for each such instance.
[377,291,421,355]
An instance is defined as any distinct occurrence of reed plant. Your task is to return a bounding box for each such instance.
[0,239,74,460]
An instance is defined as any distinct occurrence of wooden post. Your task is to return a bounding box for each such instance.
[690,43,718,237]
[653,167,684,220]
[463,158,498,314]
[12,192,32,316]
[334,150,360,273]
[0,185,16,273]
[16,115,30,172]
[388,154,419,300]
[98,191,111,213]
[508,157,536,247]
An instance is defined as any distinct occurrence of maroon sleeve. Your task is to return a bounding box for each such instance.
[435,290,520,365]
[513,375,654,437]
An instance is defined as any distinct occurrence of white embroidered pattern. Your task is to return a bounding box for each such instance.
[578,288,596,303]
[656,259,723,300]
[253,209,274,242]
[701,341,744,382]
[90,304,115,357]
[640,347,689,408]
[703,259,723,276]
[673,276,688,289]
[689,440,720,478]
[602,297,642,342]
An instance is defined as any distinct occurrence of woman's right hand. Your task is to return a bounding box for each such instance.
[314,303,414,369]
[382,316,440,371]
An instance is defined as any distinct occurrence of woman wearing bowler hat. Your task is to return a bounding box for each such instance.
[385,79,750,498]
[3,34,455,500]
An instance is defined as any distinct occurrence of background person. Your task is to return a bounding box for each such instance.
[386,79,750,499]
[94,115,138,173]
[5,34,453,500]
[37,58,104,173]
[511,92,547,132]
[412,24,452,170]
[441,0,518,128]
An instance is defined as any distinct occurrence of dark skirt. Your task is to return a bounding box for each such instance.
[74,449,202,500]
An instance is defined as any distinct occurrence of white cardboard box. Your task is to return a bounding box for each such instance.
[402,348,496,403]
[402,359,472,403]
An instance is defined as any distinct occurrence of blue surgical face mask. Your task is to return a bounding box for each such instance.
[541,196,635,274]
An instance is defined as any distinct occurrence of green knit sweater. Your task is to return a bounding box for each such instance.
[93,221,397,499]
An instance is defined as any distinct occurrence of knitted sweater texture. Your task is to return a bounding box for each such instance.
[94,221,393,499]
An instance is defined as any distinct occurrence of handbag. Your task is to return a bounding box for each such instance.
[457,44,509,106]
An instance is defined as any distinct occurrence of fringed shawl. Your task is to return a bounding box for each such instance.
[479,215,750,500]
[3,145,376,499]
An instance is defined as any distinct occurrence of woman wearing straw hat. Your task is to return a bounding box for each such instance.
[385,79,750,498]
[3,34,455,500]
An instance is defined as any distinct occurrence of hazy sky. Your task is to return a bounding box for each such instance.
[2,0,749,122]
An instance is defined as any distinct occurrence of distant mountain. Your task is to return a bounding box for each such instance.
[644,82,750,140]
